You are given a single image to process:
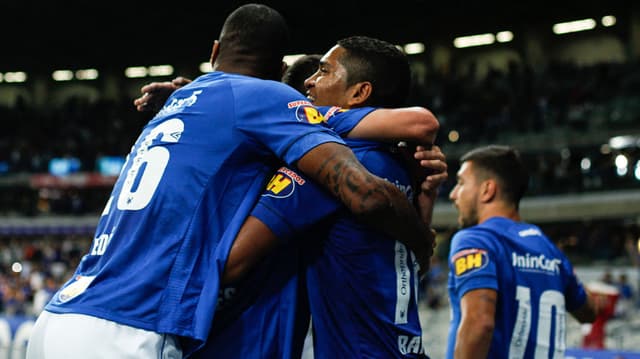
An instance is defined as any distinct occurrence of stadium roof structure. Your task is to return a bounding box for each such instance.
[0,0,633,71]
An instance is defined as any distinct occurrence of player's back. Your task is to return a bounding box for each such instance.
[44,71,342,354]
[192,107,380,359]
[306,140,427,358]
[473,217,586,358]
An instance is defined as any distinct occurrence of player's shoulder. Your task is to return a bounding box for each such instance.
[453,224,498,242]
[450,226,498,255]
[231,75,299,95]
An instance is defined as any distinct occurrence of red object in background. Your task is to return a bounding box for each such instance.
[582,282,620,349]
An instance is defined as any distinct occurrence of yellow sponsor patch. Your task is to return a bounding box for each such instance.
[266,173,292,195]
[263,167,305,199]
[296,105,325,124]
[451,248,488,277]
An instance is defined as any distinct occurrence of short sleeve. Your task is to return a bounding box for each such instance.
[448,229,499,298]
[250,167,340,240]
[324,106,377,136]
[234,80,345,166]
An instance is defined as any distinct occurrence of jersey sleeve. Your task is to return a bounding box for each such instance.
[250,166,340,240]
[234,81,345,166]
[324,106,377,136]
[448,228,499,298]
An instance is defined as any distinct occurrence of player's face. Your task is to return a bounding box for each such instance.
[304,45,352,108]
[449,161,480,228]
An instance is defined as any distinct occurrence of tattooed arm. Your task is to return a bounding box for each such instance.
[296,142,434,268]
[223,142,434,284]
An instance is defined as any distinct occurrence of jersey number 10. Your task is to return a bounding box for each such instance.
[509,285,566,358]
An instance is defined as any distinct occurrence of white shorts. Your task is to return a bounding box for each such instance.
[26,311,182,358]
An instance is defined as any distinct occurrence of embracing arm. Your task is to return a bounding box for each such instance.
[456,288,497,359]
[296,142,434,269]
[223,143,436,283]
[413,145,447,224]
[347,107,439,144]
[133,77,192,112]
[222,216,277,284]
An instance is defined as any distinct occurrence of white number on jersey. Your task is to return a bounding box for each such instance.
[116,118,184,211]
[509,285,566,358]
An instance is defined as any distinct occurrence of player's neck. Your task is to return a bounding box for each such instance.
[213,57,282,81]
[478,203,521,224]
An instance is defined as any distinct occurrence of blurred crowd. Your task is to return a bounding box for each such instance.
[0,61,637,215]
[1,61,639,173]
[412,60,640,141]
[0,235,88,317]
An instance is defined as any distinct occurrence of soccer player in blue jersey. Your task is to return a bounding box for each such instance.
[446,145,598,359]
[25,5,436,359]
[196,36,447,359]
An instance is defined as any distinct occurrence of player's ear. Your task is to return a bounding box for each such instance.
[210,40,220,66]
[347,82,372,107]
[479,179,497,203]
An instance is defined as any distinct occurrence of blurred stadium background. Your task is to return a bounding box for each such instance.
[1,0,640,357]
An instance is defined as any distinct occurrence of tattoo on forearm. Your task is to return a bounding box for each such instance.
[315,151,385,213]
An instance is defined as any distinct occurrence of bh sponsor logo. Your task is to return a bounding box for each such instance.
[452,248,488,277]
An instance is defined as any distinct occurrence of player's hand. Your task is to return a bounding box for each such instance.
[414,145,447,195]
[417,228,437,279]
[133,76,192,112]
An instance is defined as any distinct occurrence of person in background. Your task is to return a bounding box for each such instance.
[616,272,634,317]
[133,54,322,112]
[446,144,597,359]
[282,54,322,94]
[26,4,435,358]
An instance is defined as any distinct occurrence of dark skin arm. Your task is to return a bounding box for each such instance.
[296,142,434,269]
[412,145,447,225]
[135,78,436,278]
[133,77,192,112]
[223,216,278,284]
[223,145,447,283]
[401,144,447,277]
[455,288,497,359]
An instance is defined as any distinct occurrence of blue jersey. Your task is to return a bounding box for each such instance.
[194,106,378,359]
[44,72,344,355]
[304,140,426,359]
[446,217,588,359]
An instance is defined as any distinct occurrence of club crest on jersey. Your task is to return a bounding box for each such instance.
[295,105,325,124]
[452,248,488,277]
[262,167,305,198]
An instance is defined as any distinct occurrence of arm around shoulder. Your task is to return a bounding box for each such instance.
[348,106,439,144]
[296,142,435,269]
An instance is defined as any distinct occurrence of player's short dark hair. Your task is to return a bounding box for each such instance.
[460,145,529,207]
[336,36,410,108]
[282,54,322,95]
[218,4,290,76]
